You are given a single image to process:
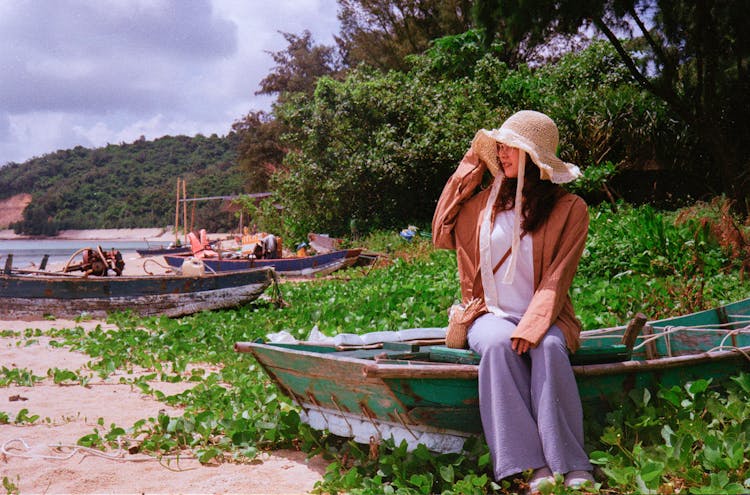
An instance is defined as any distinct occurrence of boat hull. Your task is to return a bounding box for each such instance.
[164,249,362,277]
[0,268,274,320]
[238,297,750,452]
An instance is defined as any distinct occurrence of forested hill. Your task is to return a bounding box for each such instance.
[0,133,248,234]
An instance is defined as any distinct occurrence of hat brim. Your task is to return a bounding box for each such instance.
[481,128,581,184]
[471,130,501,177]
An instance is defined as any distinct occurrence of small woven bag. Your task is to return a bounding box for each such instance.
[445,232,526,349]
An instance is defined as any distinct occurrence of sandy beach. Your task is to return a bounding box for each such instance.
[0,227,235,242]
[0,227,173,241]
[0,228,326,493]
[0,318,327,494]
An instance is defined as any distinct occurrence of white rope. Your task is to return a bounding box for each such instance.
[699,343,750,364]
[581,325,629,337]
[0,437,196,463]
[647,319,750,331]
[629,324,750,352]
[717,327,750,349]
[631,326,698,351]
[580,319,750,349]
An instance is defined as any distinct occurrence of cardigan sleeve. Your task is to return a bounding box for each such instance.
[511,196,589,346]
[432,148,487,250]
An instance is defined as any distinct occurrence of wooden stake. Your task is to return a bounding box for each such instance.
[182,178,188,244]
[190,201,196,233]
[175,178,180,244]
[621,312,648,351]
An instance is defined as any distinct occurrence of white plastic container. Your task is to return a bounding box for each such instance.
[181,257,205,277]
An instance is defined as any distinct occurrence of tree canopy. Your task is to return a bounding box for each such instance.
[336,0,473,71]
[266,37,676,238]
[474,0,750,212]
[257,30,341,101]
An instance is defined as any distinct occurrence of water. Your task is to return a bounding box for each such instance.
[0,239,160,270]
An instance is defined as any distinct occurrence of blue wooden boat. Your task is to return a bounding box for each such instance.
[0,266,274,320]
[163,249,363,277]
[235,298,750,453]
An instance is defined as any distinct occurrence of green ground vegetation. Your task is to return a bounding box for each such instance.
[2,200,749,494]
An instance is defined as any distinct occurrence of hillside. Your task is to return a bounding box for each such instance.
[0,134,250,235]
[0,193,31,228]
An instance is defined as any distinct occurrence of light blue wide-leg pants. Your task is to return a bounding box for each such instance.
[467,313,593,480]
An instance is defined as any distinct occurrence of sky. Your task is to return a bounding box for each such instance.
[0,0,341,166]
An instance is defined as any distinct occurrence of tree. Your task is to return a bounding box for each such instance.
[231,111,285,192]
[241,31,342,194]
[257,30,341,101]
[271,35,667,237]
[336,0,473,71]
[474,0,750,212]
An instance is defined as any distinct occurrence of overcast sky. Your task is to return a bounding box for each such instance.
[0,0,340,166]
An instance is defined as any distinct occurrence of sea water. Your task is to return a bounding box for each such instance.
[0,239,155,269]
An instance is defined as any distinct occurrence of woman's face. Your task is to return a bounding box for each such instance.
[496,143,519,178]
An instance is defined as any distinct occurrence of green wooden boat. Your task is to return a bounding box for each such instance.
[235,297,750,453]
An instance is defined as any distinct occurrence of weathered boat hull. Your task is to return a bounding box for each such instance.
[237,298,750,452]
[164,249,362,277]
[0,268,274,320]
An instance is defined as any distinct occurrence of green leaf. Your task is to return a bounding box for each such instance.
[439,464,454,483]
[638,460,664,483]
[730,373,750,394]
[686,379,711,397]
[589,450,612,465]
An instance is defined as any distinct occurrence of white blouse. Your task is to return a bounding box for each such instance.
[490,209,534,318]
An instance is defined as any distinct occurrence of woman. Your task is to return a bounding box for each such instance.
[432,110,594,492]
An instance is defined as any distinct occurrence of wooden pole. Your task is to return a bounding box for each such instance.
[174,178,180,244]
[190,201,196,233]
[182,178,188,244]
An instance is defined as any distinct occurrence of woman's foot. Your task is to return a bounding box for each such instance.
[528,466,554,494]
[564,470,595,489]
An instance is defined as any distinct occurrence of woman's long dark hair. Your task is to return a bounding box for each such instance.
[496,158,564,232]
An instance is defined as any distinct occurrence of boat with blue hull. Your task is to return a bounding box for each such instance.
[0,267,274,320]
[164,248,362,277]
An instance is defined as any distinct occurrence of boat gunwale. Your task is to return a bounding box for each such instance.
[241,297,750,379]
[1,266,274,283]
[242,341,750,380]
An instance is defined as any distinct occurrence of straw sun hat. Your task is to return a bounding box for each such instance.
[471,110,581,184]
[474,111,583,293]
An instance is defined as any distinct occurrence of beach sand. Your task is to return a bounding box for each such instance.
[1,229,327,493]
[0,318,327,494]
[0,228,173,241]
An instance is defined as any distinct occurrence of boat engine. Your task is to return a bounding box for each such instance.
[249,234,279,259]
[63,247,125,276]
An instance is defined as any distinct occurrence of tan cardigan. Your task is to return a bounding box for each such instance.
[432,148,589,352]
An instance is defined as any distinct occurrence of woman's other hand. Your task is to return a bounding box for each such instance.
[511,337,532,355]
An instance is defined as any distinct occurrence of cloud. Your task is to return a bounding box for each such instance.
[0,0,237,114]
[0,0,340,166]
